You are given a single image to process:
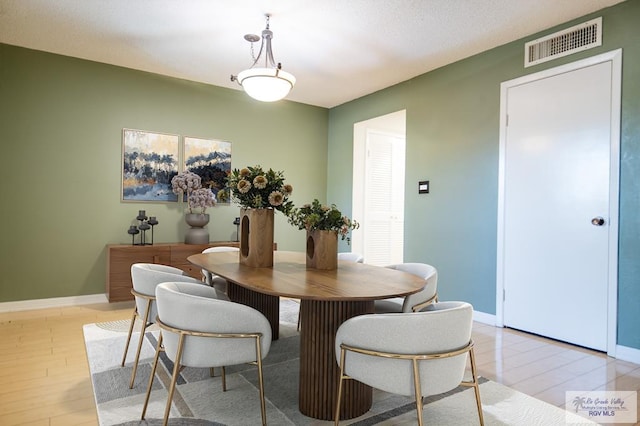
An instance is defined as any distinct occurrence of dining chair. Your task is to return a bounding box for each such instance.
[141,281,272,426]
[374,263,438,313]
[121,263,204,389]
[337,252,364,263]
[201,246,239,300]
[334,301,483,426]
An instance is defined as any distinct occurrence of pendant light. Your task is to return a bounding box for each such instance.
[231,14,296,102]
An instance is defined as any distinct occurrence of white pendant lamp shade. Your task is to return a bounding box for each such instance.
[231,14,295,102]
[237,67,296,102]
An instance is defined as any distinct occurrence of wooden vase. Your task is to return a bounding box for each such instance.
[306,229,338,270]
[239,208,274,268]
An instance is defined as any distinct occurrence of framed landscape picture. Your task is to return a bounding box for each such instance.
[122,129,180,202]
[183,136,232,203]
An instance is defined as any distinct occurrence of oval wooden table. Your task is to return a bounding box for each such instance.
[188,250,426,421]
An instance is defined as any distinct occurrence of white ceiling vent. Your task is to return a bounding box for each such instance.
[524,17,602,67]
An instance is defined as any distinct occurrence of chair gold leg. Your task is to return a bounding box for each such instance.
[121,308,137,367]
[129,299,152,389]
[255,336,267,426]
[210,367,215,377]
[163,333,186,426]
[412,358,424,426]
[141,333,163,420]
[469,348,484,426]
[334,348,347,425]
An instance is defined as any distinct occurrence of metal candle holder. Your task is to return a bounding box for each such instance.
[127,210,159,245]
[127,225,140,245]
[147,216,158,244]
[233,217,240,242]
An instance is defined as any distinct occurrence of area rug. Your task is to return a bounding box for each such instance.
[84,299,594,425]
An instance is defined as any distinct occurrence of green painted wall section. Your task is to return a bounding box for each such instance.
[0,44,328,302]
[328,0,640,349]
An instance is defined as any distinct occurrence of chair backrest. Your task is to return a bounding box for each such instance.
[202,246,240,254]
[337,252,364,263]
[201,246,240,292]
[335,301,473,397]
[130,263,202,323]
[156,281,272,368]
[386,263,437,312]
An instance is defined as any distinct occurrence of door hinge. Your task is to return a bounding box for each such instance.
[503,288,506,301]
[506,114,509,127]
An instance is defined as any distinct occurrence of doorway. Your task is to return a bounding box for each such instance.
[352,111,406,266]
[496,50,621,355]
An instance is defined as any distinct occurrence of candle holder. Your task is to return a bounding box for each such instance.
[126,212,158,245]
[138,221,150,245]
[136,210,147,221]
[233,217,240,242]
[147,216,158,245]
[127,225,140,245]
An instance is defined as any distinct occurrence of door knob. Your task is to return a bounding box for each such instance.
[591,217,605,226]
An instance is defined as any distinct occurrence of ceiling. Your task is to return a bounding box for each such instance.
[0,0,626,108]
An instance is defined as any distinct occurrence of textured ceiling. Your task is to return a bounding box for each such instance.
[0,0,626,107]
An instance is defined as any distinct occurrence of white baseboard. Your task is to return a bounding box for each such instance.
[473,310,496,326]
[615,344,640,364]
[0,294,109,313]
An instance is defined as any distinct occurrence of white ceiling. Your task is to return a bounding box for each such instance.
[0,0,626,108]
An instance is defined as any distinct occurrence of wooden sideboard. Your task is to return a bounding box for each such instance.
[106,242,240,302]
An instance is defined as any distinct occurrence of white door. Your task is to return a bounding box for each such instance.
[352,111,406,266]
[498,51,621,353]
[363,131,405,266]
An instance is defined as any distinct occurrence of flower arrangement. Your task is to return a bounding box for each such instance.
[224,165,294,215]
[171,171,216,214]
[287,199,359,243]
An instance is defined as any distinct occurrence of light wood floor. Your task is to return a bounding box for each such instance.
[1,301,639,425]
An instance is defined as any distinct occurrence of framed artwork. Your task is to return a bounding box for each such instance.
[183,136,232,203]
[122,129,180,202]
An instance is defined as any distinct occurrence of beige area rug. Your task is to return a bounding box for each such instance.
[84,299,595,425]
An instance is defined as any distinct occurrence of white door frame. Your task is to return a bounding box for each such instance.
[496,49,621,356]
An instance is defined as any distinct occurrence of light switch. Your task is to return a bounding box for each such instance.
[419,180,429,194]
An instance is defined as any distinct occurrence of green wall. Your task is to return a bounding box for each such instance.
[0,44,328,302]
[328,0,640,349]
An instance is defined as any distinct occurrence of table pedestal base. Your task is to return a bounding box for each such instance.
[299,299,374,420]
[227,282,280,340]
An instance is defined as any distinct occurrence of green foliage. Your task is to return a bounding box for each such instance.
[225,165,294,215]
[287,199,359,242]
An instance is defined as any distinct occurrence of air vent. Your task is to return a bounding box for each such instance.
[525,17,602,67]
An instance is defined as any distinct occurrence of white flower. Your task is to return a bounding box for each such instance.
[268,191,284,206]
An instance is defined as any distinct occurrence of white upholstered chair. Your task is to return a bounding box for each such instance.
[337,252,364,263]
[141,281,272,426]
[201,246,239,300]
[334,301,483,426]
[121,263,204,388]
[374,263,438,313]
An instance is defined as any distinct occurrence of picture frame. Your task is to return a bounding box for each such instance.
[183,136,232,203]
[121,128,180,202]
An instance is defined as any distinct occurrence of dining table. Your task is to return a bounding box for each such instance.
[187,250,426,421]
